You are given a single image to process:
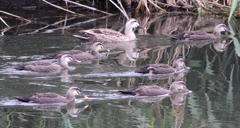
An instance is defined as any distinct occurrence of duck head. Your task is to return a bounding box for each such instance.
[125,18,141,29]
[169,81,190,94]
[59,54,81,69]
[124,18,143,39]
[91,41,109,53]
[172,58,187,70]
[66,86,82,96]
[66,86,88,99]
[213,24,231,36]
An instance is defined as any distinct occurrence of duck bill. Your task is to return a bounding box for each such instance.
[184,66,190,70]
[72,58,81,63]
[184,88,190,93]
[99,49,111,54]
[79,92,89,99]
[103,49,110,53]
[222,28,233,35]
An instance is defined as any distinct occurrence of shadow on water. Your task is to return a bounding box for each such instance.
[0,13,240,128]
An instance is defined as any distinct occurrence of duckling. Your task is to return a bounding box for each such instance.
[74,18,143,42]
[14,54,79,73]
[169,24,231,41]
[44,42,109,62]
[15,86,86,103]
[135,58,187,74]
[119,81,189,96]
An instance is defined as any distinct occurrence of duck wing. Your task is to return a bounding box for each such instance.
[119,85,171,96]
[32,93,67,103]
[15,92,66,103]
[25,60,53,66]
[80,28,125,42]
[84,28,123,36]
[135,64,151,74]
[25,64,60,72]
[73,52,95,61]
[184,31,217,40]
[14,60,53,70]
[14,60,60,72]
[149,64,175,74]
[170,30,216,40]
[135,64,175,74]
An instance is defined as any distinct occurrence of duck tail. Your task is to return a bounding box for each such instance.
[118,90,135,95]
[73,34,89,40]
[73,31,97,41]
[134,65,149,74]
[14,96,31,102]
[169,33,184,40]
[13,64,25,70]
[73,34,88,39]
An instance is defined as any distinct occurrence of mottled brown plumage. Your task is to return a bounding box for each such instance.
[170,24,231,41]
[119,81,189,96]
[44,42,109,62]
[135,58,187,74]
[15,87,83,104]
[74,19,142,42]
[14,54,78,73]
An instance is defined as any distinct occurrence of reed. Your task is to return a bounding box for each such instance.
[228,0,240,20]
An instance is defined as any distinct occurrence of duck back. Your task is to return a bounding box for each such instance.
[15,92,67,103]
[119,85,171,96]
[135,64,175,74]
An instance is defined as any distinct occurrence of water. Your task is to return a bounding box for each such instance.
[0,14,240,128]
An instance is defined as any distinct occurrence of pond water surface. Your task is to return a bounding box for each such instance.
[0,14,240,128]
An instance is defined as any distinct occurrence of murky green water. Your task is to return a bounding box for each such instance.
[0,14,240,128]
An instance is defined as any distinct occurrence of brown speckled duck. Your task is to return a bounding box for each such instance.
[14,54,79,73]
[169,24,231,41]
[135,58,187,74]
[119,81,189,96]
[74,18,142,42]
[44,42,109,62]
[15,86,86,103]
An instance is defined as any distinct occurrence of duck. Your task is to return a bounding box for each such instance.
[44,42,109,62]
[169,24,231,41]
[14,54,79,73]
[73,18,143,42]
[135,58,188,74]
[15,86,87,103]
[118,81,189,96]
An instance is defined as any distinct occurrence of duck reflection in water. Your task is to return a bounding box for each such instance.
[32,102,89,118]
[212,39,233,52]
[60,69,72,83]
[124,82,189,128]
[116,47,141,67]
[98,40,141,67]
[66,102,89,117]
[170,93,188,128]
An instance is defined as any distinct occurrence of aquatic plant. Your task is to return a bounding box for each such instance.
[228,0,240,20]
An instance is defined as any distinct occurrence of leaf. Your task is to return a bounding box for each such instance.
[228,18,240,57]
[228,0,239,21]
[232,35,240,57]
